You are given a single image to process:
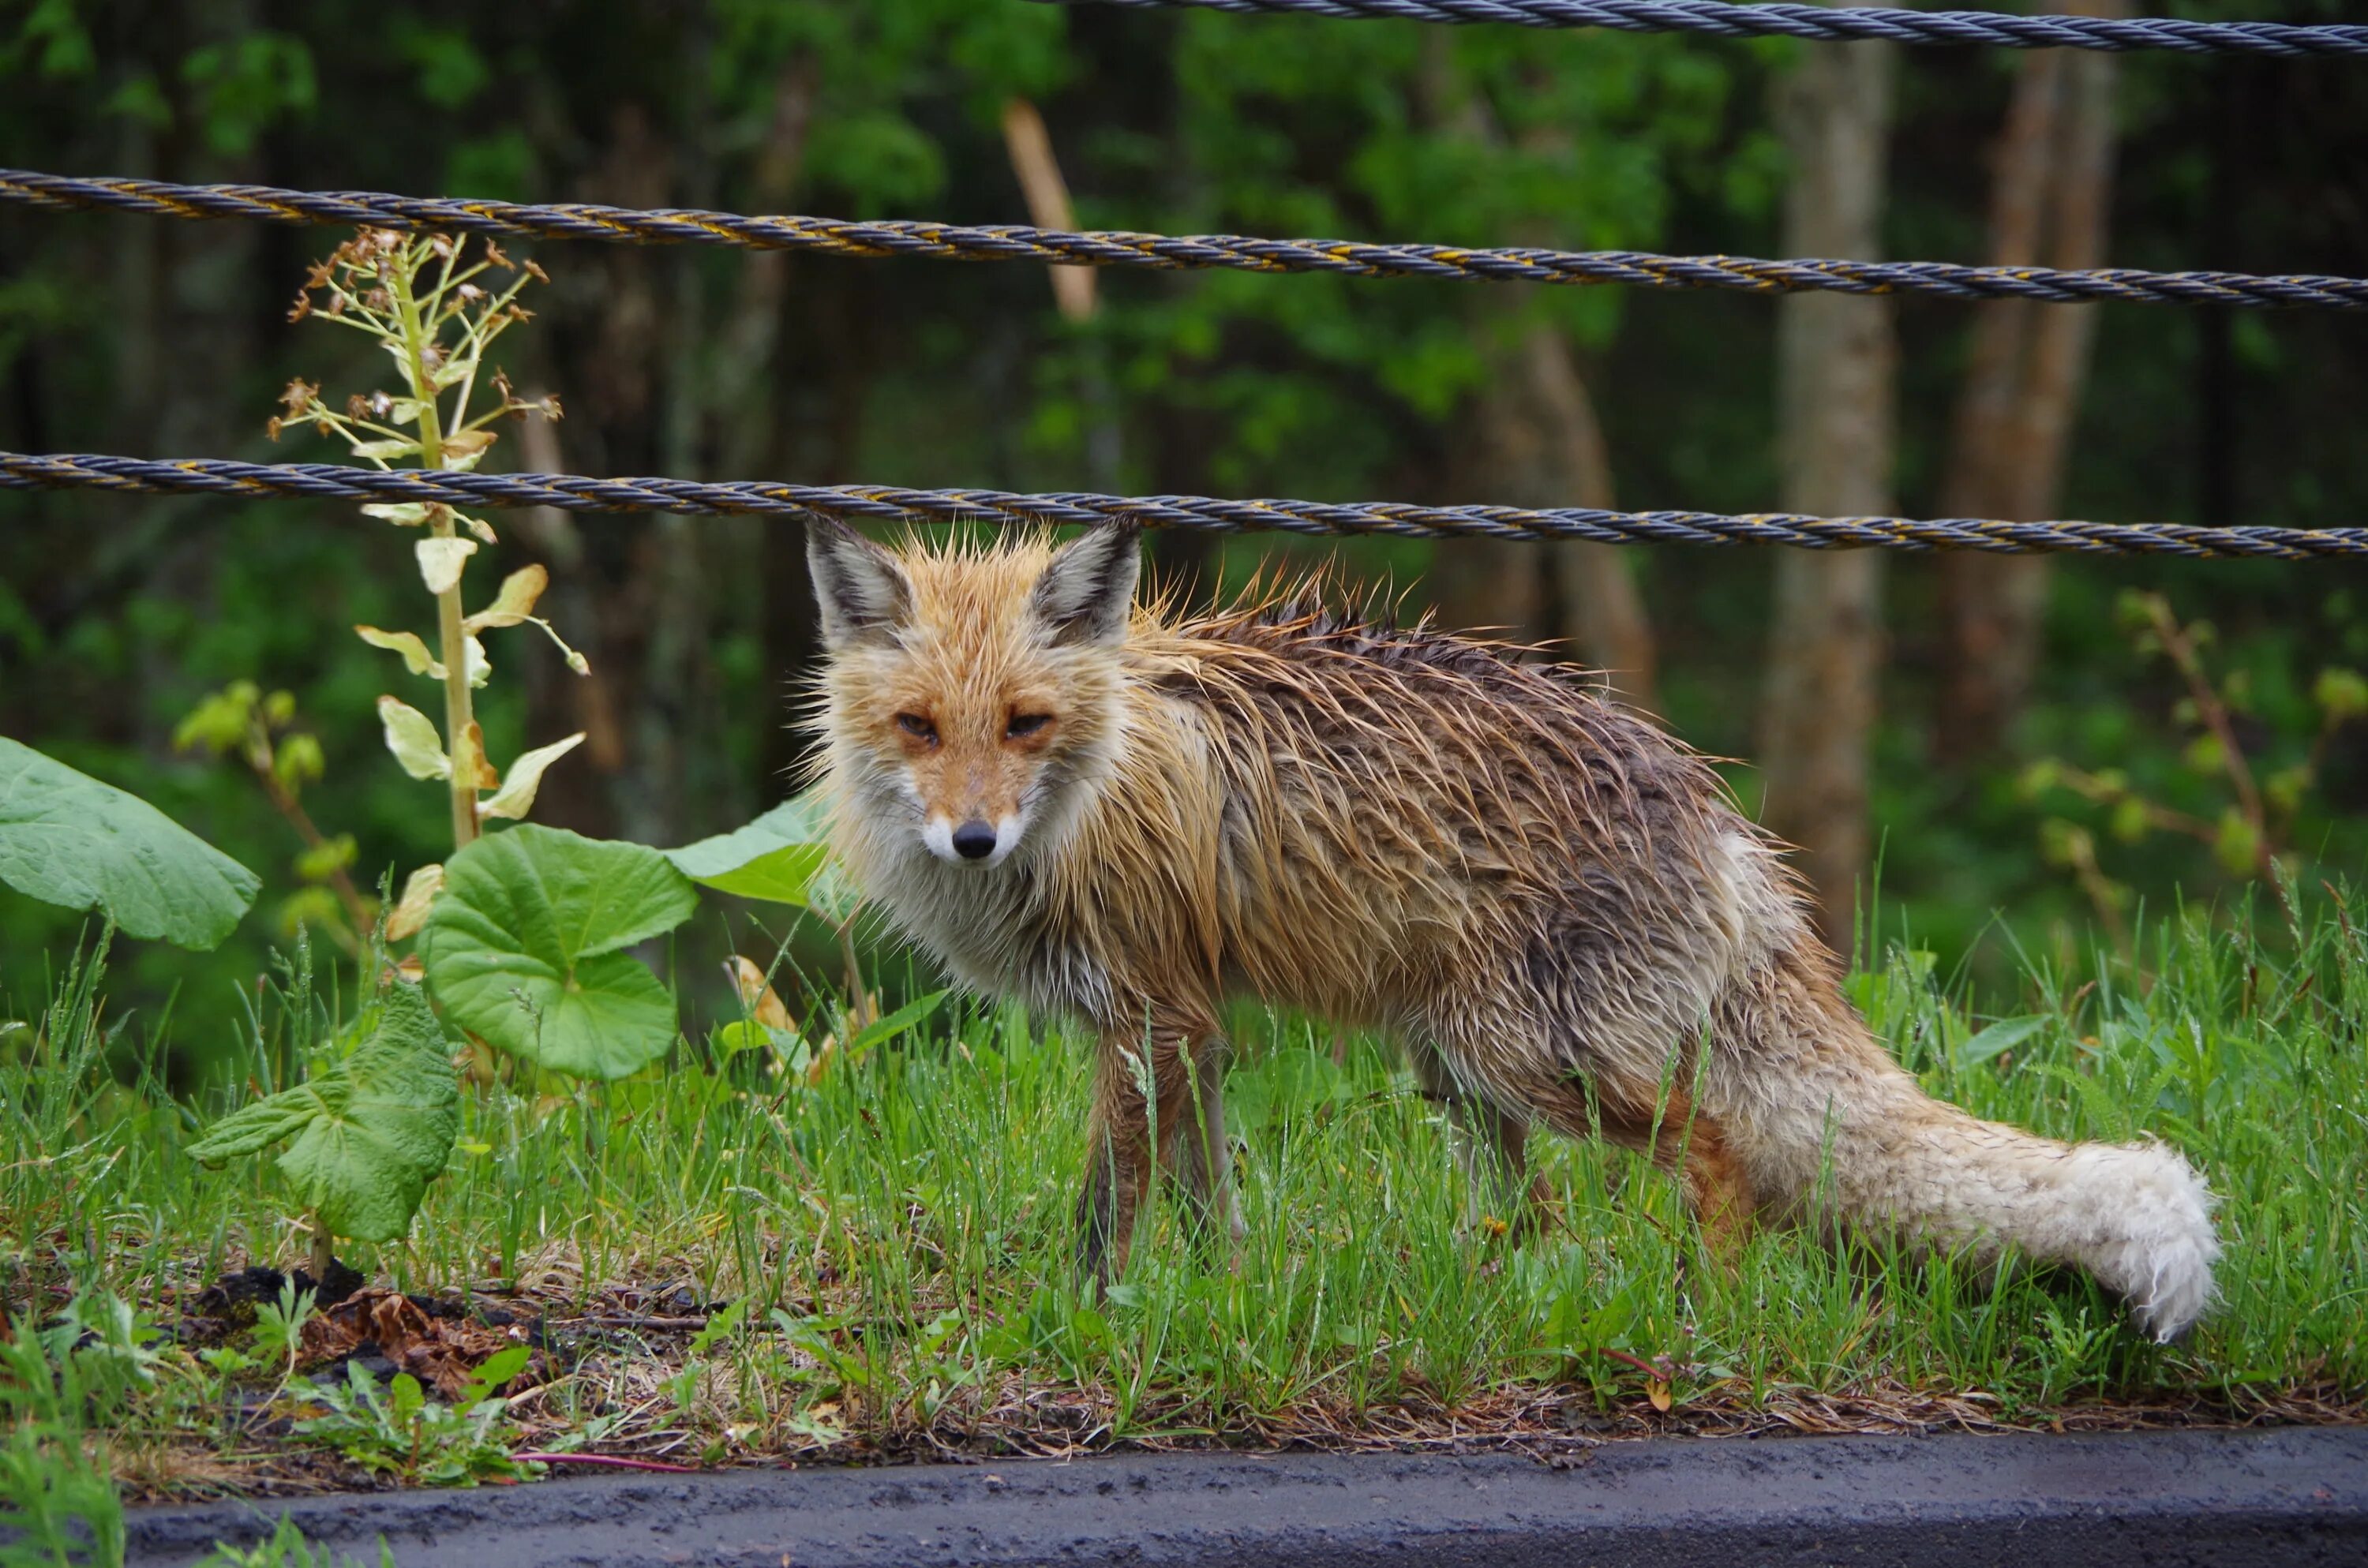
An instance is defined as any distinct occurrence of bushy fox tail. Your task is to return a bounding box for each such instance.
[1715,948,2219,1342]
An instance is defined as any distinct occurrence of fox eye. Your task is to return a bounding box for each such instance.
[1005,713,1054,740]
[894,713,938,744]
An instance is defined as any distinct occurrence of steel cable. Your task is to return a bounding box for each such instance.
[1036,0,2368,57]
[5,170,2365,312]
[4,451,2359,559]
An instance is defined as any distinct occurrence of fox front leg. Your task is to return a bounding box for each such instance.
[1075,1115,1146,1290]
[1074,1016,1207,1289]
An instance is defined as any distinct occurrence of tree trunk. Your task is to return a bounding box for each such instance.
[1002,99,1099,326]
[1759,27,1898,956]
[1411,41,1650,674]
[671,57,833,810]
[718,58,818,481]
[1446,323,1656,705]
[1434,352,1550,643]
[1935,0,2125,763]
[543,91,744,846]
[1523,328,1658,713]
[1424,530,1550,644]
[512,412,627,840]
[564,103,676,845]
[1413,38,1537,641]
[2194,58,2241,530]
[759,263,873,798]
[1002,97,1125,494]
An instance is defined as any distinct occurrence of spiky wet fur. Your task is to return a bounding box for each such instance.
[805,521,2219,1341]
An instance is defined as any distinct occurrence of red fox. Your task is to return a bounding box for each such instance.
[805,518,2219,1339]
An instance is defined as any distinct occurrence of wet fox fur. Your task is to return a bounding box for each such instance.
[804,518,2220,1339]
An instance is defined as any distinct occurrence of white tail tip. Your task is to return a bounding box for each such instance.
[2069,1140,2220,1341]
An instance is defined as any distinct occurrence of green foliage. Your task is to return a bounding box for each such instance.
[247,1282,323,1395]
[2315,667,2368,721]
[419,825,697,1080]
[191,1517,395,1568]
[2,0,2366,1473]
[0,1427,118,1568]
[1950,1013,2046,1072]
[182,33,317,155]
[1092,14,1748,494]
[0,934,128,1281]
[187,978,460,1245]
[391,21,489,112]
[175,682,370,952]
[0,0,93,82]
[0,1293,162,1568]
[662,795,833,907]
[0,737,260,951]
[1223,1038,1356,1136]
[661,1299,750,1424]
[4,1297,167,1428]
[291,1349,536,1487]
[2021,590,2364,944]
[844,989,950,1063]
[4,0,2359,1036]
[710,978,944,1085]
[708,0,1069,212]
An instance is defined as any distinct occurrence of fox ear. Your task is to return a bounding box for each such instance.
[807,518,912,649]
[1029,521,1141,646]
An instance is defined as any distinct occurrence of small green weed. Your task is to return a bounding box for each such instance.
[190,1517,393,1568]
[290,1346,535,1487]
[0,1293,164,1568]
[0,1428,121,1568]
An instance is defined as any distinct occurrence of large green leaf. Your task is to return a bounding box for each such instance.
[662,795,833,907]
[189,979,460,1244]
[0,737,260,950]
[419,825,697,1080]
[1953,1014,2049,1072]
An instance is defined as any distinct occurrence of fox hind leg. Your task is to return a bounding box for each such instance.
[1534,1070,1762,1260]
[1611,1081,1759,1257]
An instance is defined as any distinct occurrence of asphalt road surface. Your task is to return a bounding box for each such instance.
[127,1427,2368,1567]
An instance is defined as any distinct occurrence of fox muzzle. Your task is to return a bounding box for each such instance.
[921,811,1019,866]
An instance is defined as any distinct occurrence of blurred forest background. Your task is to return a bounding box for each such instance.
[2,0,2364,1059]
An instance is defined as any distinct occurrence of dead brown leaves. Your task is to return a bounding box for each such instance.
[297,1287,536,1401]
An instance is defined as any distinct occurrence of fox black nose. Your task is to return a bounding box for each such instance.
[952,819,998,860]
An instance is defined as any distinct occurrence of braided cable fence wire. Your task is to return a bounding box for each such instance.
[6,451,2363,559]
[1035,0,2368,55]
[6,170,2366,312]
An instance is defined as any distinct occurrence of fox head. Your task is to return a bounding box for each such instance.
[807,518,1141,869]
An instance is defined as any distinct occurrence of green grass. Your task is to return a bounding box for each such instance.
[2,891,2364,1497]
